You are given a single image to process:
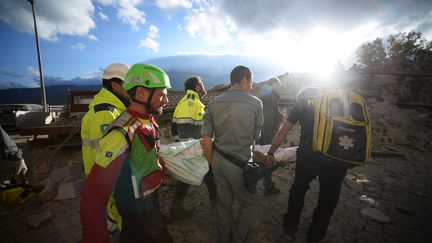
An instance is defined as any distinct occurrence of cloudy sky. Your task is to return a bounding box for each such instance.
[0,0,431,89]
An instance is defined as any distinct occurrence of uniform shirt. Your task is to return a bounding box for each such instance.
[286,98,316,155]
[258,91,283,145]
[172,89,205,138]
[202,87,263,163]
[81,88,126,174]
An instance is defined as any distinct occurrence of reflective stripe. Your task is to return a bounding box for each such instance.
[172,117,203,126]
[131,175,139,199]
[82,138,101,148]
[142,183,161,198]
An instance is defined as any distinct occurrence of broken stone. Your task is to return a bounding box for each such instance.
[27,211,51,228]
[395,206,414,215]
[32,162,50,175]
[360,207,390,224]
[36,177,57,202]
[50,166,73,184]
[359,195,376,205]
[55,182,76,200]
[344,179,363,192]
[415,191,429,199]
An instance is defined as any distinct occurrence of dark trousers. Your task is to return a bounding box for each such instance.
[174,167,217,201]
[117,193,172,243]
[283,154,348,242]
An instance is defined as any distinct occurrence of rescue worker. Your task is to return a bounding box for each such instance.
[170,76,216,220]
[1,125,27,180]
[202,65,264,243]
[257,77,283,196]
[80,63,172,243]
[265,84,349,243]
[80,62,130,232]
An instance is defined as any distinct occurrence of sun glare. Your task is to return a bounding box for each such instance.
[245,22,380,78]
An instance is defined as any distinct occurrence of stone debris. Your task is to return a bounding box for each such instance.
[361,207,390,224]
[54,182,76,200]
[36,177,57,202]
[49,166,73,184]
[32,162,50,175]
[359,195,376,205]
[27,211,52,228]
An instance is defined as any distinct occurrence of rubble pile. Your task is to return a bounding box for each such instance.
[0,68,431,243]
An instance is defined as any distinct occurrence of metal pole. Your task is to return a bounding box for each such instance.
[28,0,48,112]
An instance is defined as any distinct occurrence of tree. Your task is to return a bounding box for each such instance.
[387,31,432,62]
[355,38,387,69]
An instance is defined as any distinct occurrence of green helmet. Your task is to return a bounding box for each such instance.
[123,63,171,91]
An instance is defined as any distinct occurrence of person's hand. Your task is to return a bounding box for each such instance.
[264,155,276,167]
[16,159,28,175]
[173,135,180,142]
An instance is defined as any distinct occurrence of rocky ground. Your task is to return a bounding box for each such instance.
[1,92,432,243]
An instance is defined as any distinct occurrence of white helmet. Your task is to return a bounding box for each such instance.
[102,63,130,81]
[296,83,322,101]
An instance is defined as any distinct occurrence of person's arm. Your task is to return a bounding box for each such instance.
[264,120,294,166]
[80,131,127,243]
[171,122,179,141]
[201,102,214,165]
[202,135,213,165]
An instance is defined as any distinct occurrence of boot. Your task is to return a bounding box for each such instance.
[264,182,280,196]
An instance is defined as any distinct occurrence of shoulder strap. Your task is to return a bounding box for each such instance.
[106,126,133,148]
[213,144,245,168]
[94,103,116,113]
[103,112,136,149]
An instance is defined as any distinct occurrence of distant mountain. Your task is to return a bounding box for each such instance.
[146,55,286,87]
[0,85,100,105]
[0,55,286,105]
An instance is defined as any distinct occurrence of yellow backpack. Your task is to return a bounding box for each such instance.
[312,90,371,166]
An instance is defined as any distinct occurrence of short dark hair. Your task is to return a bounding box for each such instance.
[184,76,202,91]
[230,66,252,85]
[102,78,124,91]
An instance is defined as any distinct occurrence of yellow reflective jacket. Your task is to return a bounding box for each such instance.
[81,88,126,174]
[172,90,205,125]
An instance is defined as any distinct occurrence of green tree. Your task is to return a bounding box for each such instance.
[355,38,387,69]
[387,31,432,62]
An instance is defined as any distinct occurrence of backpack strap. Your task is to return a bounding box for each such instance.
[213,144,246,168]
[94,103,116,113]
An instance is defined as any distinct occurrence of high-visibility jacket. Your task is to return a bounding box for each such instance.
[80,109,165,243]
[172,90,205,126]
[81,88,126,174]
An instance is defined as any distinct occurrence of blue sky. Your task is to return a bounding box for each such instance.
[0,0,431,89]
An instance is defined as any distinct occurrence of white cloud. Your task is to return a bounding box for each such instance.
[98,0,116,6]
[98,11,109,21]
[0,0,96,41]
[118,0,146,31]
[183,7,235,46]
[148,25,160,39]
[139,38,160,52]
[71,42,86,51]
[82,70,102,79]
[155,0,192,12]
[88,34,98,41]
[97,0,146,31]
[27,66,39,77]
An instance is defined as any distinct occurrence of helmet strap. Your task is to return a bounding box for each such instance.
[132,88,155,113]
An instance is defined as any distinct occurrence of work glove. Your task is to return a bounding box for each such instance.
[16,158,28,175]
